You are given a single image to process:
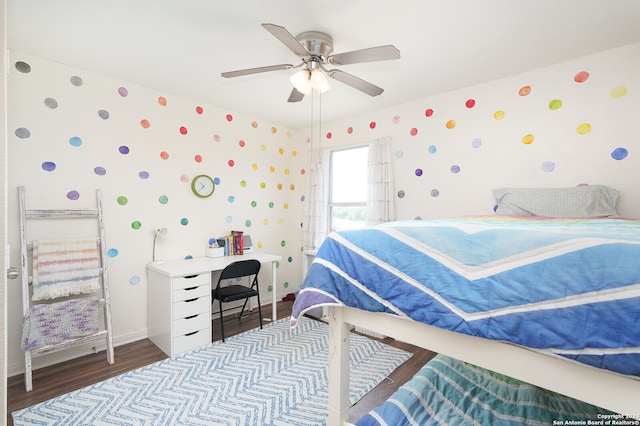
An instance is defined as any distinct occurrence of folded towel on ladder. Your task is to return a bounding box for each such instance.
[21,296,101,350]
[32,238,101,301]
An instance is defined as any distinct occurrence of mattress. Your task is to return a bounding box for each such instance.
[356,354,616,426]
[291,216,640,377]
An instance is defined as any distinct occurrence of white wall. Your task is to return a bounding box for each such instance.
[318,42,640,220]
[5,41,639,377]
[6,52,305,376]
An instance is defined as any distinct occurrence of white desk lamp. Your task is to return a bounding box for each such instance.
[152,227,168,263]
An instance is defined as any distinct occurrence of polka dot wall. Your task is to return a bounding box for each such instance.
[311,43,638,220]
[6,43,640,365]
[7,52,304,350]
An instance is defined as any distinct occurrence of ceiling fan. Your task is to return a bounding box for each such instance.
[221,23,400,103]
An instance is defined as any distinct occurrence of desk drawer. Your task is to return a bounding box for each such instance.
[173,312,209,336]
[173,328,210,355]
[173,273,209,290]
[173,283,209,302]
[173,295,209,319]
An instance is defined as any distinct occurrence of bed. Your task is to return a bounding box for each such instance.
[291,212,640,424]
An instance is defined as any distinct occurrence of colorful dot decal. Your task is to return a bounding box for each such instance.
[119,145,130,154]
[98,110,110,119]
[428,145,437,154]
[194,154,202,163]
[94,166,106,175]
[522,134,535,144]
[610,86,627,98]
[139,171,149,179]
[42,162,56,171]
[494,110,505,120]
[226,114,233,121]
[239,140,246,147]
[549,99,563,110]
[347,127,353,134]
[117,196,128,205]
[140,119,150,128]
[213,134,221,142]
[450,165,460,173]
[393,115,401,124]
[519,86,531,96]
[369,122,376,129]
[67,191,80,200]
[129,276,141,285]
[158,97,167,106]
[415,169,423,176]
[15,128,30,138]
[131,221,141,230]
[44,98,58,109]
[398,190,405,198]
[576,123,592,135]
[196,106,203,114]
[70,75,83,86]
[228,159,235,167]
[410,128,418,136]
[445,120,456,129]
[15,61,31,73]
[574,71,589,83]
[471,138,482,148]
[158,195,168,204]
[542,161,556,172]
[180,218,189,226]
[179,126,188,135]
[160,151,169,160]
[118,87,128,97]
[465,99,476,108]
[611,147,628,160]
[107,248,119,258]
[425,109,434,117]
[430,189,440,197]
[69,136,83,147]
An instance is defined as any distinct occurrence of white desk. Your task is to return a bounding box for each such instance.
[146,252,281,356]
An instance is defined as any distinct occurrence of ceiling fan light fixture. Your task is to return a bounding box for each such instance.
[290,69,312,95]
[310,68,331,93]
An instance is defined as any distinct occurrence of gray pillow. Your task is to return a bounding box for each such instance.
[494,185,619,217]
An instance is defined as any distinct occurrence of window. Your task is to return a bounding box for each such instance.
[328,146,369,231]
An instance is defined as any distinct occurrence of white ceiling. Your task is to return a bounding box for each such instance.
[8,0,640,130]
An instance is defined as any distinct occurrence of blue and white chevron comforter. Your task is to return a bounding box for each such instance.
[291,216,640,377]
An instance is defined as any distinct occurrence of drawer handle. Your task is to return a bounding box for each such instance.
[185,330,200,337]
[184,274,199,279]
[184,314,198,320]
[185,297,199,303]
[184,286,198,291]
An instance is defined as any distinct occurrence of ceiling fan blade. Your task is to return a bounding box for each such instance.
[328,45,400,66]
[261,23,309,57]
[221,64,293,78]
[287,88,305,103]
[327,69,384,97]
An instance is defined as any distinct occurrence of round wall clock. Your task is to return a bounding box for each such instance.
[191,174,215,198]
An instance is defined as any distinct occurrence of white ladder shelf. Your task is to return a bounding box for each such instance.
[18,186,115,391]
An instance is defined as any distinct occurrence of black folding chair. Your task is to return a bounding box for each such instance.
[212,259,262,342]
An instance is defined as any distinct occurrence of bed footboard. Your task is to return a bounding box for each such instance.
[326,306,640,425]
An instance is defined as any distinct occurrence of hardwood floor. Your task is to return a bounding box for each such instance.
[7,300,435,425]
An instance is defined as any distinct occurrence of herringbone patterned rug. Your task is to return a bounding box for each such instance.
[13,317,411,425]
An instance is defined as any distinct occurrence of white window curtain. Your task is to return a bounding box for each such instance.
[366,137,395,226]
[302,148,330,250]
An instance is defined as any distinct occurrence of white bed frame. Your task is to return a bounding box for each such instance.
[326,306,640,425]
